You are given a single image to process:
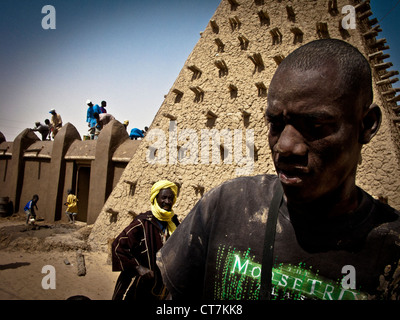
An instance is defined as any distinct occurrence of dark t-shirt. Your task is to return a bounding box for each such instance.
[157,174,400,300]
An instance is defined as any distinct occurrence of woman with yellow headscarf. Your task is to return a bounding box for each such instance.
[111,180,179,300]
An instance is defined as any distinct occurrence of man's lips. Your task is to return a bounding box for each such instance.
[277,166,309,186]
[279,171,303,185]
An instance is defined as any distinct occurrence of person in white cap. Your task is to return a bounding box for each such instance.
[49,109,62,138]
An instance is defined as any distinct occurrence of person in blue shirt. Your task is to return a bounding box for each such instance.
[24,194,39,225]
[86,100,102,139]
[129,128,144,140]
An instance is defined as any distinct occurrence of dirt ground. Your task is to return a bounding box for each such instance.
[0,214,119,300]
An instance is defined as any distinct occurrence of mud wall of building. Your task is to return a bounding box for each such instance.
[0,121,135,224]
[19,158,51,216]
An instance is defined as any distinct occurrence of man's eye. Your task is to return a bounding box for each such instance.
[301,121,334,139]
[310,123,323,130]
[268,120,284,132]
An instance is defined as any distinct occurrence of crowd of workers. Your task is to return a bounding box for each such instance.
[31,100,148,141]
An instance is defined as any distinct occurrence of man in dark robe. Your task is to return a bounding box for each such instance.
[111,180,179,300]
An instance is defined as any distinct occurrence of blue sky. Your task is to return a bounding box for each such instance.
[0,0,399,141]
[369,1,400,75]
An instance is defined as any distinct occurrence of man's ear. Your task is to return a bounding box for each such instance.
[359,103,382,144]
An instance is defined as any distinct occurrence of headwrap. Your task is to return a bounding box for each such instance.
[150,180,178,235]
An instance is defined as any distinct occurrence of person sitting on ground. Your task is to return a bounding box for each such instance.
[111,180,180,300]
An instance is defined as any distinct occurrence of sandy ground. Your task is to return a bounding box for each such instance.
[0,214,119,300]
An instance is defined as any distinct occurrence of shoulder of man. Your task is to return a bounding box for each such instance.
[133,211,153,222]
[186,174,278,225]
[370,194,400,231]
[203,174,277,201]
[116,211,152,236]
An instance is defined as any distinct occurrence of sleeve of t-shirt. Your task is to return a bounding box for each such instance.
[156,189,218,300]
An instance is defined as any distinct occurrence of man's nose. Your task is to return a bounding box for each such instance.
[275,124,307,157]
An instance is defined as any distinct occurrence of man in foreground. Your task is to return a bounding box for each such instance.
[156,39,400,300]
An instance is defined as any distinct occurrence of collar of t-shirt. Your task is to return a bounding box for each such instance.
[280,187,375,251]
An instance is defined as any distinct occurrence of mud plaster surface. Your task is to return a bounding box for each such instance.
[0,214,118,300]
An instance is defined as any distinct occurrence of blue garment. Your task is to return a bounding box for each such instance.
[24,200,37,216]
[87,104,102,127]
[129,128,144,139]
[24,200,33,211]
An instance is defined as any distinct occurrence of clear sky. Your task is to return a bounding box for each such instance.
[0,0,399,141]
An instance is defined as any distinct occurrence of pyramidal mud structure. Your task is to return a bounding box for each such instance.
[89,0,400,251]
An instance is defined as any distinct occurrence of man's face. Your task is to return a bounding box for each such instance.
[156,188,175,211]
[266,65,363,204]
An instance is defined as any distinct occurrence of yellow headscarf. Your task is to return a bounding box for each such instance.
[150,180,178,235]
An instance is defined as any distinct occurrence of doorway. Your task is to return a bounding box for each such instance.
[76,166,90,222]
